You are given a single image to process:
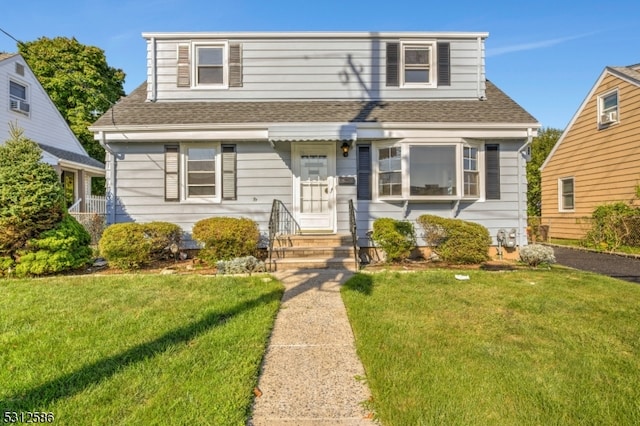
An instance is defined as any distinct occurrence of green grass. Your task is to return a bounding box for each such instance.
[0,274,283,425]
[342,269,640,425]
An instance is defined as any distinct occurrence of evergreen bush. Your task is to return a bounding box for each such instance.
[0,126,65,259]
[15,214,92,276]
[370,218,416,262]
[417,215,491,264]
[192,217,260,264]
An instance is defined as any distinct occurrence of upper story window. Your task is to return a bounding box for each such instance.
[402,44,433,86]
[196,45,225,86]
[598,89,618,126]
[9,80,30,115]
[386,41,448,88]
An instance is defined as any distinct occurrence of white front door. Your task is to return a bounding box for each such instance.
[292,142,336,233]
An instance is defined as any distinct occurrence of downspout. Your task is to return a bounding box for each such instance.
[150,37,157,102]
[517,128,534,247]
[99,131,117,225]
[476,36,482,99]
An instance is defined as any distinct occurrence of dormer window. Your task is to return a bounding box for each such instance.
[403,44,432,85]
[598,89,618,126]
[196,45,225,85]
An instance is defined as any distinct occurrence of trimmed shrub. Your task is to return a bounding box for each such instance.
[144,221,183,259]
[99,223,150,270]
[520,244,556,267]
[192,217,260,264]
[417,215,491,264]
[216,256,266,274]
[14,214,92,276]
[370,218,416,262]
[98,221,183,270]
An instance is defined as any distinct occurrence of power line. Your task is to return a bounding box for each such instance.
[0,27,25,48]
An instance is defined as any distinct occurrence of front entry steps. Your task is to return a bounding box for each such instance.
[269,234,357,271]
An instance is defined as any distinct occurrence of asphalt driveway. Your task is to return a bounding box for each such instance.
[552,246,640,284]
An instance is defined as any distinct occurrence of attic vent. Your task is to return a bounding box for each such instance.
[177,45,191,87]
[15,63,25,76]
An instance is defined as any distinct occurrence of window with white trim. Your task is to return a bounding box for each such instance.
[374,142,487,200]
[185,146,217,197]
[463,146,479,197]
[598,90,618,126]
[377,146,402,196]
[401,42,435,87]
[9,80,30,115]
[559,177,574,211]
[410,146,456,196]
[195,44,226,86]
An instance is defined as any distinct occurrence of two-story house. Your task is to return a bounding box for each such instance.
[1,53,105,214]
[90,31,539,261]
[540,64,640,240]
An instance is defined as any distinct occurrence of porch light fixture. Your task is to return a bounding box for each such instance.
[341,142,350,157]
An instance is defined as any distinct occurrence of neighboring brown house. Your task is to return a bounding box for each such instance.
[540,64,640,239]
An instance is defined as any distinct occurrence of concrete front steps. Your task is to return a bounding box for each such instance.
[269,234,358,271]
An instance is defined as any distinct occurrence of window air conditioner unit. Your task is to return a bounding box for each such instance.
[10,99,30,114]
[601,111,617,124]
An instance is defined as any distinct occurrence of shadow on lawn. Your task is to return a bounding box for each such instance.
[1,288,283,411]
[342,273,374,296]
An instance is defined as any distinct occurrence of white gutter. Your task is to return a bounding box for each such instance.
[516,128,534,247]
[142,31,490,40]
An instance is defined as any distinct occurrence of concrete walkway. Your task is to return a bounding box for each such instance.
[249,269,375,425]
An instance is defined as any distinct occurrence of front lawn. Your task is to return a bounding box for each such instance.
[0,274,283,425]
[342,269,640,425]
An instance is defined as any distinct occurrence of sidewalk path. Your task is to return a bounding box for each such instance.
[249,270,375,425]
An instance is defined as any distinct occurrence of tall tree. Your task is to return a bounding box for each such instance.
[18,37,125,162]
[527,127,563,217]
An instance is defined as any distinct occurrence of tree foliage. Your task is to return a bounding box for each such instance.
[0,125,65,258]
[527,127,563,217]
[18,37,126,162]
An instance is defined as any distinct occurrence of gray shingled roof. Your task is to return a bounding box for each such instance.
[608,65,640,86]
[39,143,104,170]
[93,80,538,128]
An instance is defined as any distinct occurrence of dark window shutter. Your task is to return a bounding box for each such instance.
[386,42,399,87]
[437,42,451,86]
[485,144,500,200]
[177,45,190,87]
[229,43,243,87]
[165,146,180,201]
[222,145,237,200]
[357,145,372,200]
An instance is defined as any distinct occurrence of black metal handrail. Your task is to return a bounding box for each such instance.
[268,199,301,271]
[348,199,360,269]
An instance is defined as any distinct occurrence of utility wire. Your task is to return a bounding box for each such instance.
[0,27,25,48]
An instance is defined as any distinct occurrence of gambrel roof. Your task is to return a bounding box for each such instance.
[92,80,537,129]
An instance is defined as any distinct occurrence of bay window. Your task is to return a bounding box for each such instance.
[374,142,486,200]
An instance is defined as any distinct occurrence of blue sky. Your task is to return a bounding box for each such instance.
[1,0,639,130]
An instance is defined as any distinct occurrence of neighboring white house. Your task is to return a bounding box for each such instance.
[0,52,105,214]
[90,31,539,251]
